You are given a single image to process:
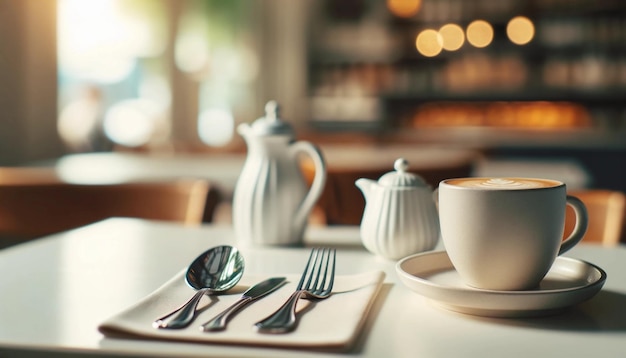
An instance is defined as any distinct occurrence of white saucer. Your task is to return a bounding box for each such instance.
[396,251,607,318]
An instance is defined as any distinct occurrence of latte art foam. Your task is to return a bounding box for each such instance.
[476,178,543,189]
[446,177,558,190]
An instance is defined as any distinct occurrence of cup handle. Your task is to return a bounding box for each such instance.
[559,195,588,255]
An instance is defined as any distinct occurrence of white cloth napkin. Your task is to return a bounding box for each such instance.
[99,270,385,350]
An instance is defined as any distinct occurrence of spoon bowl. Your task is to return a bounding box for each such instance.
[154,245,245,329]
[186,245,245,291]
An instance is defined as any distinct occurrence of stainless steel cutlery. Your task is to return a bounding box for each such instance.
[200,276,286,332]
[254,247,336,334]
[153,246,244,329]
[154,247,336,333]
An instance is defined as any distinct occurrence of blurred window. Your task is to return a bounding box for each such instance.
[57,0,257,152]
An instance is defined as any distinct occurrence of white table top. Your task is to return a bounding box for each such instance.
[1,218,625,357]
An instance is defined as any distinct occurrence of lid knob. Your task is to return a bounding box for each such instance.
[378,158,427,187]
[249,100,293,136]
[394,158,409,173]
[265,100,280,123]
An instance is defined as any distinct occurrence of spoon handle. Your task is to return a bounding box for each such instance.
[200,297,252,332]
[153,288,209,329]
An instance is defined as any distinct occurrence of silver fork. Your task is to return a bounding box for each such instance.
[254,247,336,334]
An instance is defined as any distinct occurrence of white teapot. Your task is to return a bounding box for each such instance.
[356,158,439,259]
[232,101,326,246]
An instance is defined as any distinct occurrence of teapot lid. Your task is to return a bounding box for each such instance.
[250,100,294,136]
[378,158,428,188]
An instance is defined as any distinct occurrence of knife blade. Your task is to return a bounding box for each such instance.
[200,277,287,332]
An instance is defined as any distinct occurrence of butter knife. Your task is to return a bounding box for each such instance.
[200,277,287,332]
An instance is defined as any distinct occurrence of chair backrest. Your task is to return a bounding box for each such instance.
[564,189,626,246]
[0,167,61,184]
[0,179,216,243]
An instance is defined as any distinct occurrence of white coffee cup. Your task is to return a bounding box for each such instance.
[438,177,588,291]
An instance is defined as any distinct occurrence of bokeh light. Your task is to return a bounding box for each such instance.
[198,108,235,147]
[57,87,102,151]
[175,12,211,78]
[57,0,164,84]
[507,16,535,45]
[439,24,465,51]
[387,0,422,18]
[103,99,164,147]
[416,29,443,57]
[466,20,494,48]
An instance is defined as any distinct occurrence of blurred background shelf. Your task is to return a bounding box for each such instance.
[307,0,626,145]
[1,0,625,199]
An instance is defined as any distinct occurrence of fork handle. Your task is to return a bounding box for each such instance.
[254,290,304,334]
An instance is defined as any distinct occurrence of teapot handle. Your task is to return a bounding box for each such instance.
[289,141,327,228]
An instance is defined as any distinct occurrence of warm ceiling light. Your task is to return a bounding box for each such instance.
[466,20,494,48]
[387,0,422,18]
[507,16,535,45]
[415,29,443,57]
[439,24,465,51]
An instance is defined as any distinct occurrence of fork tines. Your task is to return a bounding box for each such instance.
[254,247,336,333]
[298,247,336,296]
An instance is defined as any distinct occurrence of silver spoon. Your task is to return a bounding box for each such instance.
[153,245,245,329]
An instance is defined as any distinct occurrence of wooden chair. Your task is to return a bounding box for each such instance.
[564,190,626,246]
[0,166,61,184]
[0,178,218,246]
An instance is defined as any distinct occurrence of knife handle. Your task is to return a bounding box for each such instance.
[200,297,252,332]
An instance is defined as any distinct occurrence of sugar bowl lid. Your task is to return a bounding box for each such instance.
[378,158,428,187]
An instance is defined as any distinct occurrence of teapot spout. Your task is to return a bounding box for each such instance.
[237,123,252,138]
[355,178,376,199]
